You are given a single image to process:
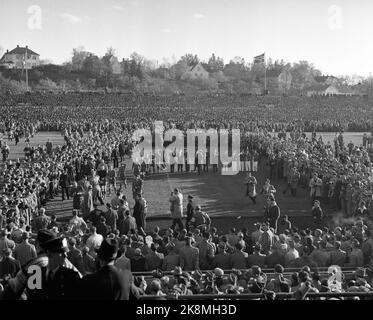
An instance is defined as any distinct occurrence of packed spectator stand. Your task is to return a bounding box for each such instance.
[0,92,373,300]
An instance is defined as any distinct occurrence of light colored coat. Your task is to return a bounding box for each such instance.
[169,193,183,219]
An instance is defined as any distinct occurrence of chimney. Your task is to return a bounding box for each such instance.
[26,45,28,49]
[17,45,19,47]
[6,50,8,53]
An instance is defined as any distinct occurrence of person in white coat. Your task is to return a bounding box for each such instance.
[169,188,184,231]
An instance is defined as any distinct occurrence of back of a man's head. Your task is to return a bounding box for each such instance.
[253,244,261,252]
[185,236,192,246]
[235,242,243,251]
[274,264,284,274]
[203,232,210,240]
[352,239,360,248]
[150,243,158,252]
[335,241,341,250]
[299,270,310,283]
[319,240,327,250]
[288,240,295,249]
[301,265,311,274]
[3,248,12,257]
[69,237,77,247]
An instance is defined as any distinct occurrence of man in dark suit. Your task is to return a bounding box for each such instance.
[265,196,281,233]
[97,216,110,237]
[229,242,248,269]
[104,203,118,232]
[67,238,84,274]
[0,248,21,279]
[46,139,53,155]
[47,215,61,230]
[87,203,104,228]
[37,236,82,300]
[133,194,145,236]
[5,233,82,301]
[119,210,137,236]
[78,238,132,300]
[1,229,55,300]
[59,169,70,201]
[0,209,5,230]
[185,195,195,231]
[179,236,199,271]
[32,208,51,233]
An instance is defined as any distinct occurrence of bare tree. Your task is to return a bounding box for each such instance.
[71,46,91,71]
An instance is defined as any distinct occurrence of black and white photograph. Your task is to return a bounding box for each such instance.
[1,0,373,308]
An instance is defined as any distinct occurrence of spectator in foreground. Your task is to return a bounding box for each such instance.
[79,238,132,300]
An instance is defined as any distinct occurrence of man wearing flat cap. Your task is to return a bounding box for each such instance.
[78,238,132,300]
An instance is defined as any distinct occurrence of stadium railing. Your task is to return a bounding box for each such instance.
[139,292,373,300]
[132,267,359,277]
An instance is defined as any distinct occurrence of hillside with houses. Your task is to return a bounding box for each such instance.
[0,45,371,96]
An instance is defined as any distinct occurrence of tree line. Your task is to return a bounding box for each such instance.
[0,46,371,95]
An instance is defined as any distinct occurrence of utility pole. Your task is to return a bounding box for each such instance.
[264,53,267,95]
[25,46,29,92]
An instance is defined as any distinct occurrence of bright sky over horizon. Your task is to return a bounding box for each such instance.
[0,0,372,77]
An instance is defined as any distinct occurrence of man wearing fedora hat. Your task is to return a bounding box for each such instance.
[37,235,81,300]
[78,238,132,300]
[2,229,80,300]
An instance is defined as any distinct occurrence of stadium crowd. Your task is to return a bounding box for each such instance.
[1,93,373,132]
[0,92,373,300]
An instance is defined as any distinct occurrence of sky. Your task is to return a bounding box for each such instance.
[0,0,373,77]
